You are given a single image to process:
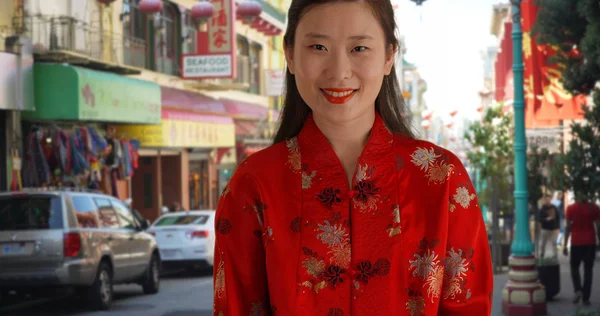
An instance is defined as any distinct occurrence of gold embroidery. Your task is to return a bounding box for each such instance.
[424,265,444,302]
[220,186,230,198]
[314,280,327,293]
[449,202,456,213]
[301,281,313,290]
[388,204,401,237]
[405,297,426,316]
[426,161,454,184]
[356,163,371,182]
[285,137,301,173]
[302,257,326,277]
[388,227,401,238]
[215,260,226,298]
[443,248,470,300]
[329,243,351,269]
[302,171,317,189]
[453,187,476,209]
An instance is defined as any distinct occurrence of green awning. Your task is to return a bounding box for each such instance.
[25,63,161,124]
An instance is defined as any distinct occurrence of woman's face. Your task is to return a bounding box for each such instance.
[285,1,395,125]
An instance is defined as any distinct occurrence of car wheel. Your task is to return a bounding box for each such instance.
[87,262,113,310]
[142,254,160,294]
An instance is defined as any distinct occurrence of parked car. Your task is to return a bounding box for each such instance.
[0,189,161,310]
[147,211,215,272]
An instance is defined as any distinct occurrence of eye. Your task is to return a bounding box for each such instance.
[310,44,327,51]
[352,46,368,52]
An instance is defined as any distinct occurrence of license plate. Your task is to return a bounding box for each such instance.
[2,243,25,255]
[161,249,177,258]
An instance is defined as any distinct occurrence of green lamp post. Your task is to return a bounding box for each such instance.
[502,1,547,315]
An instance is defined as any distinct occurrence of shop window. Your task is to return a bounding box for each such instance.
[189,160,209,210]
[182,13,197,54]
[236,35,250,86]
[250,43,263,94]
[71,196,100,228]
[155,4,179,75]
[122,0,148,69]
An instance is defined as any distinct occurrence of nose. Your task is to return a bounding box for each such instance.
[324,50,352,81]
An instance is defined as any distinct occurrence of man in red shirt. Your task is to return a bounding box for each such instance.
[563,200,600,306]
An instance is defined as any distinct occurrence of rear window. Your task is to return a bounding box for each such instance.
[0,195,63,230]
[153,214,209,226]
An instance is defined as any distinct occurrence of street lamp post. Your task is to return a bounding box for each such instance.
[502,1,547,315]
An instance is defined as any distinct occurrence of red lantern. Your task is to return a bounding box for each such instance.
[238,0,262,22]
[139,0,163,14]
[191,0,214,24]
[97,0,116,4]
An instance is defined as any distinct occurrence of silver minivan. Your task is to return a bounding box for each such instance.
[0,189,161,310]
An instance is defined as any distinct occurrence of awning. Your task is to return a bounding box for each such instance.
[25,63,161,124]
[116,109,235,148]
[223,99,268,119]
[161,86,227,114]
[234,119,259,137]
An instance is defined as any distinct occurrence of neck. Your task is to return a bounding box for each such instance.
[313,111,376,152]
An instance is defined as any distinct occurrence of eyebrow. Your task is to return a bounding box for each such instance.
[304,32,374,40]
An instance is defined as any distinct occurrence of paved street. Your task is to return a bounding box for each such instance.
[0,270,214,316]
[492,252,600,316]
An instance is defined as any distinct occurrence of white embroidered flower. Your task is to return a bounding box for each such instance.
[453,187,476,209]
[410,147,440,171]
[409,249,439,279]
[316,221,348,248]
[445,248,469,279]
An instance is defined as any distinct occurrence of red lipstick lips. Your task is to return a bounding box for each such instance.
[321,88,357,104]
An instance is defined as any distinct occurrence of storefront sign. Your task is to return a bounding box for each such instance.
[183,0,236,79]
[25,64,161,124]
[182,54,232,78]
[526,129,561,153]
[116,110,235,148]
[265,69,285,96]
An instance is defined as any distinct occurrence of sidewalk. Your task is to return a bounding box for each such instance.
[492,251,600,316]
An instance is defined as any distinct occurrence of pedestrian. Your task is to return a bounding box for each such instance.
[552,191,565,247]
[562,197,600,306]
[212,0,493,314]
[538,194,560,259]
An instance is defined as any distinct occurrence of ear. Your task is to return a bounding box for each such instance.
[384,44,396,75]
[284,45,295,75]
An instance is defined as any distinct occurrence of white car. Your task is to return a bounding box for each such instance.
[147,211,215,272]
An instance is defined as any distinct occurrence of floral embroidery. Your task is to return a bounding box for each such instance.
[328,307,344,316]
[220,186,230,197]
[387,204,401,237]
[355,260,377,284]
[285,137,301,173]
[329,243,351,269]
[442,248,471,300]
[424,265,444,302]
[303,257,326,277]
[449,202,457,213]
[317,187,342,209]
[216,218,232,235]
[410,147,439,171]
[215,260,225,298]
[290,217,302,233]
[317,221,348,247]
[374,258,391,276]
[426,161,454,184]
[302,170,317,189]
[352,164,381,213]
[322,265,345,288]
[409,249,439,279]
[250,301,267,316]
[405,297,426,316]
[453,186,476,209]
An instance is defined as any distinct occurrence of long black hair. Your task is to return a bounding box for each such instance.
[273,0,415,144]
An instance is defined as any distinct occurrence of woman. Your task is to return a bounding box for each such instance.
[213,0,493,315]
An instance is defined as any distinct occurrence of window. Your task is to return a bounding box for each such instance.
[71,196,100,228]
[155,4,178,75]
[111,200,136,229]
[123,0,148,69]
[182,13,197,54]
[0,196,63,230]
[94,198,120,229]
[154,214,208,226]
[250,43,263,94]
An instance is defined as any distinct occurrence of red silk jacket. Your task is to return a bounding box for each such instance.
[213,113,493,315]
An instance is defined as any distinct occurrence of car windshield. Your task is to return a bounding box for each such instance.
[153,214,209,226]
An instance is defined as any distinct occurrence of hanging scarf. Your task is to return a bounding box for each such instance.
[59,130,72,174]
[34,131,51,185]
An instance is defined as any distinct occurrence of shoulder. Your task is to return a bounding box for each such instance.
[392,134,468,179]
[226,140,289,189]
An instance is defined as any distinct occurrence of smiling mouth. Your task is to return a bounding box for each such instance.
[321,88,358,104]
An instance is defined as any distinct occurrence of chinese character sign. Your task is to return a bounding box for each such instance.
[208,0,234,53]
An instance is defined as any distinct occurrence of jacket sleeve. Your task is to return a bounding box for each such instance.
[439,156,493,315]
[213,170,271,315]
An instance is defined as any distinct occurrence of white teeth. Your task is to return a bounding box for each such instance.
[323,90,354,97]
